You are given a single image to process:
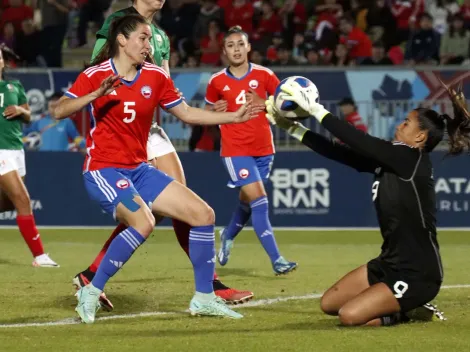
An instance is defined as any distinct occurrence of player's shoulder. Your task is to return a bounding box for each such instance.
[141,62,169,78]
[152,25,170,42]
[6,79,23,88]
[82,60,113,78]
[208,68,228,85]
[97,7,135,37]
[251,63,275,76]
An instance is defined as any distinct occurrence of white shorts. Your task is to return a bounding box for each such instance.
[0,149,26,177]
[146,126,176,160]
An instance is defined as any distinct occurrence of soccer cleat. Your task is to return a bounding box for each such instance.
[273,256,297,276]
[32,253,60,268]
[189,295,243,319]
[405,302,447,322]
[213,279,254,305]
[217,227,233,266]
[75,284,102,324]
[72,270,114,311]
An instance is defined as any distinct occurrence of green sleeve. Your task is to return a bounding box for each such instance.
[91,38,107,61]
[162,33,170,61]
[13,81,27,105]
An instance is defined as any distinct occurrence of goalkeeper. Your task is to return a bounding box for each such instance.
[265,80,470,326]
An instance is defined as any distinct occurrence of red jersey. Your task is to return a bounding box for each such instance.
[205,63,279,157]
[66,59,182,172]
[340,27,372,58]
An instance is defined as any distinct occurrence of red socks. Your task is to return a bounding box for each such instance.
[16,215,44,257]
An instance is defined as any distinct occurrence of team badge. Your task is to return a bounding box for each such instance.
[141,85,152,99]
[249,80,259,89]
[7,84,13,91]
[239,169,249,179]
[155,34,163,43]
[116,179,130,189]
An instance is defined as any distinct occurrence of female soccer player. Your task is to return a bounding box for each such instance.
[54,14,261,323]
[73,0,254,306]
[0,47,58,268]
[205,26,297,275]
[265,80,470,326]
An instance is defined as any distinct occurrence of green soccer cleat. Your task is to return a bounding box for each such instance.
[75,284,102,324]
[189,295,243,319]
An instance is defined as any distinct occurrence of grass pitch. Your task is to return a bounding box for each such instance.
[0,229,468,352]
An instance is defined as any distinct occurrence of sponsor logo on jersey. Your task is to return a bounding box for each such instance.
[249,80,259,89]
[141,86,152,99]
[223,85,230,91]
[239,168,249,179]
[116,179,130,189]
[155,34,163,43]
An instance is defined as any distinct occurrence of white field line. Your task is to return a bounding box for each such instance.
[0,285,467,329]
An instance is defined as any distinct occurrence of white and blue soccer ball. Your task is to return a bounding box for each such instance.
[273,76,319,120]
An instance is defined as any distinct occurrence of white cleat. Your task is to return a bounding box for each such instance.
[32,253,60,268]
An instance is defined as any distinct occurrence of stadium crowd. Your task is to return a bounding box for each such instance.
[0,0,469,67]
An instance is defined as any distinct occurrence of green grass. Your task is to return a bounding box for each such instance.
[0,229,469,352]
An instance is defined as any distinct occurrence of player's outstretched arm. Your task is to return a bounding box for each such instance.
[3,104,31,123]
[168,101,264,125]
[266,97,377,173]
[53,75,122,119]
[280,82,419,178]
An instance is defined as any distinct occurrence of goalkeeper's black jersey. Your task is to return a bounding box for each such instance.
[300,114,443,283]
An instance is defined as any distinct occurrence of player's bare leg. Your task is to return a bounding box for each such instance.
[219,180,296,275]
[153,153,254,305]
[0,171,58,267]
[151,180,242,318]
[320,265,370,315]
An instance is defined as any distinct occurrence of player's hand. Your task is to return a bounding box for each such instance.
[265,96,295,130]
[94,74,122,98]
[232,103,264,123]
[213,99,227,112]
[246,88,265,106]
[3,105,23,119]
[281,81,330,122]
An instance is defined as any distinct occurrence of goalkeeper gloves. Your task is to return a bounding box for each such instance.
[265,96,309,141]
[280,80,330,123]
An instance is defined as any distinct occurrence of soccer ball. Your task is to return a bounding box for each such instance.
[273,76,319,120]
[24,132,42,150]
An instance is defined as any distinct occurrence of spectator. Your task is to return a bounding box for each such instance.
[184,54,200,68]
[0,22,15,49]
[391,0,425,42]
[339,15,372,62]
[361,41,394,65]
[253,0,282,41]
[272,44,297,65]
[266,31,283,62]
[331,42,354,66]
[40,0,71,67]
[304,47,323,65]
[23,92,86,152]
[405,13,440,64]
[200,20,224,66]
[225,0,254,34]
[279,0,306,46]
[427,0,460,34]
[366,0,397,49]
[292,32,307,64]
[189,125,221,152]
[193,0,224,44]
[338,97,368,133]
[0,0,33,32]
[460,0,470,28]
[440,14,470,64]
[169,50,182,68]
[77,0,112,47]
[15,18,43,66]
[250,49,268,65]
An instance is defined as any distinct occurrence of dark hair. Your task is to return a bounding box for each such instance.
[91,14,153,66]
[420,12,433,22]
[223,26,249,45]
[339,15,354,25]
[415,83,470,154]
[449,14,466,38]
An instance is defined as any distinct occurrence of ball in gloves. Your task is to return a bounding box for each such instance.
[273,76,319,120]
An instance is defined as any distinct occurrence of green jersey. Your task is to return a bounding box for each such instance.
[93,7,170,67]
[0,80,27,150]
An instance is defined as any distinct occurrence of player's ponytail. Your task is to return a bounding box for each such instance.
[90,14,153,66]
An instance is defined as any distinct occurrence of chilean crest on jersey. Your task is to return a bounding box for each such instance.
[249,80,259,89]
[141,85,152,99]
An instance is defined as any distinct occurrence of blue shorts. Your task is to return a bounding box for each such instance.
[222,155,274,188]
[83,162,174,219]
